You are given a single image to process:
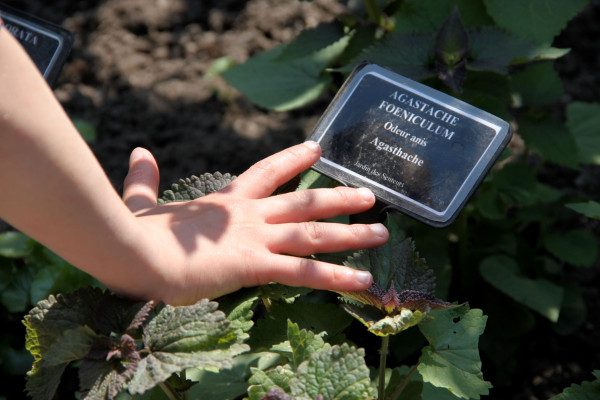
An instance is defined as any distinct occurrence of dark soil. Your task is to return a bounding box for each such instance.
[1,0,599,399]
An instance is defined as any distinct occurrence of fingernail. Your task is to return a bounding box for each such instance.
[357,187,374,202]
[304,140,321,152]
[370,223,388,238]
[354,271,373,285]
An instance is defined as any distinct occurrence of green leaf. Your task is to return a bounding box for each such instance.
[555,286,587,335]
[544,230,598,268]
[479,255,563,321]
[418,307,491,399]
[393,0,494,34]
[297,169,337,191]
[248,301,352,350]
[566,102,600,165]
[511,62,564,106]
[223,33,349,111]
[468,27,549,74]
[1,265,33,312]
[337,25,378,66]
[0,231,33,258]
[276,22,343,61]
[247,365,295,400]
[518,117,579,168]
[128,299,249,394]
[158,172,236,204]
[186,352,280,400]
[287,320,325,368]
[550,370,600,400]
[483,0,588,44]
[566,201,600,220]
[343,32,435,81]
[290,343,376,399]
[459,71,511,120]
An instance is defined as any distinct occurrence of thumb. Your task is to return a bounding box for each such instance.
[123,147,160,213]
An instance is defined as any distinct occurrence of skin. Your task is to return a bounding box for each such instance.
[0,24,388,305]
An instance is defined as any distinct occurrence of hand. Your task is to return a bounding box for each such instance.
[122,142,388,305]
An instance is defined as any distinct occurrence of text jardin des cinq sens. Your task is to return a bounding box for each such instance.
[369,91,460,167]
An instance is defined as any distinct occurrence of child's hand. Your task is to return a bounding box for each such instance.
[123,142,388,305]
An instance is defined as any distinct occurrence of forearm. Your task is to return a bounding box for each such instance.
[0,28,160,297]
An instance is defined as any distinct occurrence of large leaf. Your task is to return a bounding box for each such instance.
[287,320,326,368]
[566,201,600,220]
[158,172,236,204]
[543,230,598,268]
[550,370,600,400]
[511,61,564,106]
[566,102,600,165]
[483,0,588,44]
[186,352,280,400]
[290,343,376,400]
[393,0,494,34]
[276,22,343,61]
[247,366,295,400]
[342,32,435,81]
[128,299,249,394]
[479,255,563,321]
[223,34,349,111]
[518,117,579,168]
[418,307,491,399]
[248,301,352,350]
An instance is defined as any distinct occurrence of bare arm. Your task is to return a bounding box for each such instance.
[0,27,387,304]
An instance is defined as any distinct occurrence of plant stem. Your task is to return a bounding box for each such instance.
[158,382,181,400]
[378,335,390,399]
[388,364,418,400]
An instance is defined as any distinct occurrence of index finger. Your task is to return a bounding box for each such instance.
[228,141,321,199]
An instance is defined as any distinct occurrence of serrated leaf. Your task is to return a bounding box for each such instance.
[128,299,249,394]
[223,33,349,111]
[479,255,563,321]
[544,230,598,268]
[247,365,295,400]
[550,370,600,400]
[0,231,33,258]
[276,22,343,62]
[186,352,280,400]
[518,117,579,168]
[79,359,133,400]
[342,32,435,81]
[566,201,600,220]
[340,214,443,315]
[290,343,376,400]
[483,0,588,44]
[287,320,326,368]
[418,307,491,399]
[511,62,564,106]
[158,172,236,204]
[393,0,494,34]
[566,102,600,165]
[468,27,538,74]
[248,301,352,350]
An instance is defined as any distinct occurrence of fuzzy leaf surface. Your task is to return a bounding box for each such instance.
[290,343,376,400]
[566,102,600,165]
[247,366,295,400]
[128,299,249,394]
[287,320,326,368]
[158,172,236,204]
[418,307,491,399]
[483,0,588,44]
[566,201,600,220]
[479,255,563,321]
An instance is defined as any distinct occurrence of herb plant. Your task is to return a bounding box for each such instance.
[8,0,600,399]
